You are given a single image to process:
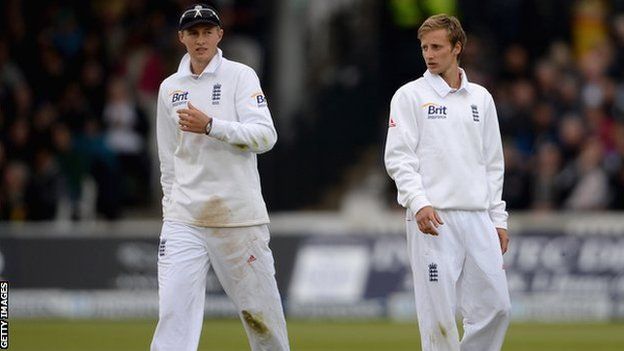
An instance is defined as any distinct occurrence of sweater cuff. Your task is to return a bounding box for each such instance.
[493,222,508,230]
[207,118,229,141]
[489,211,509,230]
[408,195,432,215]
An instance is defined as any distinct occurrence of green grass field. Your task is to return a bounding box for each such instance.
[8,319,624,351]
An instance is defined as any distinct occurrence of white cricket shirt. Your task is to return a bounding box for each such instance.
[157,49,276,227]
[384,69,508,229]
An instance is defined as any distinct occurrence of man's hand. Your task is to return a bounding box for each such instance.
[497,228,509,254]
[415,206,444,236]
[177,102,212,134]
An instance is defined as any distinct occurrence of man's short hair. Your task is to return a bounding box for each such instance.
[418,14,467,56]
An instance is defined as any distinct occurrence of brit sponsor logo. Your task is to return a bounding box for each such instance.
[428,263,438,282]
[422,103,447,119]
[170,90,189,107]
[252,92,267,107]
[471,104,479,122]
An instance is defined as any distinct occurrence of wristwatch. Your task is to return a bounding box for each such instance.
[205,119,213,135]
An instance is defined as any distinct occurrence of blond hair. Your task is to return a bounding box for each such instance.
[418,14,467,57]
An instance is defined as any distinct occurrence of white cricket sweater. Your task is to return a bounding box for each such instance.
[384,69,508,229]
[156,49,276,227]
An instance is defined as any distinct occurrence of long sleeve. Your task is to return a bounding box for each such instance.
[483,93,508,229]
[208,66,277,154]
[156,84,178,211]
[384,89,432,214]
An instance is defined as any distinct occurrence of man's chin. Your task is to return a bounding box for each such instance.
[190,52,213,63]
[428,67,442,74]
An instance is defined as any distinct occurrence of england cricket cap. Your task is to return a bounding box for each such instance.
[179,4,221,31]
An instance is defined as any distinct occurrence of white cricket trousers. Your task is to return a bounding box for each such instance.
[150,221,290,351]
[407,209,511,351]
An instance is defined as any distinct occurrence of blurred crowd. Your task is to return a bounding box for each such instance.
[0,0,267,221]
[0,1,180,220]
[377,0,624,213]
[314,0,624,214]
[460,2,624,211]
[2,0,624,222]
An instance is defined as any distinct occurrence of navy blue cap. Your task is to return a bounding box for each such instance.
[179,4,221,31]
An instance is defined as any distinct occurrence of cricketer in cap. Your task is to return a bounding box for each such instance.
[150,3,289,351]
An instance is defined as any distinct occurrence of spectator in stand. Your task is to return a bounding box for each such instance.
[559,137,610,210]
[1,161,29,220]
[534,59,560,101]
[80,58,108,119]
[52,122,86,220]
[5,118,34,169]
[30,103,58,153]
[505,79,537,155]
[500,44,531,83]
[556,74,583,115]
[35,45,67,104]
[102,77,151,206]
[57,82,95,134]
[502,141,531,210]
[25,148,62,220]
[558,115,587,164]
[529,101,559,149]
[531,142,564,211]
[0,37,30,125]
[80,118,122,219]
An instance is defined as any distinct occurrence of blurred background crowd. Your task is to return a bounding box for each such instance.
[1,0,624,222]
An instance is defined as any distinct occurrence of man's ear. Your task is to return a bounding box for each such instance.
[178,31,184,43]
[453,42,462,56]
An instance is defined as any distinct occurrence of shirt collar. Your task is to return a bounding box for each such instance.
[177,48,223,78]
[423,68,470,97]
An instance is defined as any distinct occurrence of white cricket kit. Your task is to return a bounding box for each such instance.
[151,222,288,351]
[384,69,511,351]
[151,49,289,351]
[157,49,275,228]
